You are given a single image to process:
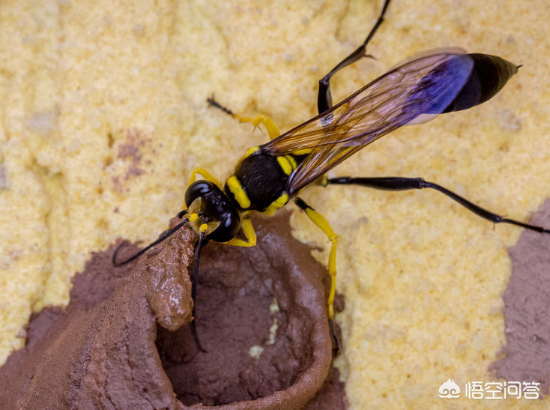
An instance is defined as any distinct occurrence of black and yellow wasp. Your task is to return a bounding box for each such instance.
[114,0,549,331]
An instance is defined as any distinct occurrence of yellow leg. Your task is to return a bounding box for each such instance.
[187,167,220,187]
[233,114,281,141]
[224,213,257,247]
[207,96,280,140]
[295,198,338,319]
[183,167,221,211]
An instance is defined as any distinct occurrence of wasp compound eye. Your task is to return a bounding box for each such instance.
[184,180,215,207]
[185,180,241,243]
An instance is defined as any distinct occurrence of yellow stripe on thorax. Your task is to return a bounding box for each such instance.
[293,148,312,156]
[284,155,297,170]
[276,155,298,176]
[244,146,260,158]
[226,175,251,209]
[264,192,289,216]
[276,156,293,176]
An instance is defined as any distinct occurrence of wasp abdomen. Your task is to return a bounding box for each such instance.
[443,53,518,113]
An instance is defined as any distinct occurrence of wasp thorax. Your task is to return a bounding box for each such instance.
[184,180,241,242]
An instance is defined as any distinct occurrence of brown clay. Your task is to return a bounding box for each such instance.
[0,213,341,409]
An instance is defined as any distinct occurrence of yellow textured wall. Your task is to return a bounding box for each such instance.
[1,0,549,408]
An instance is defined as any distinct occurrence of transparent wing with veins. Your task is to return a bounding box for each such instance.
[261,49,474,195]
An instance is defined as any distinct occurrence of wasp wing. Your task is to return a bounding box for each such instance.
[261,50,474,195]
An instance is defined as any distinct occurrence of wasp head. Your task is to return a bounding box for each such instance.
[184,180,241,242]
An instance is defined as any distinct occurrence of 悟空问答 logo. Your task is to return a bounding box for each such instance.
[439,379,461,399]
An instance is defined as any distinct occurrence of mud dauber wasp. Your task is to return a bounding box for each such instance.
[114,0,550,350]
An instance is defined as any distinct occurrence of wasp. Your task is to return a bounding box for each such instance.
[114,0,549,341]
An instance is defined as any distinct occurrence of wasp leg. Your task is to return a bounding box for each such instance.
[207,95,281,140]
[224,213,257,247]
[294,198,338,319]
[187,167,220,187]
[182,167,221,211]
[234,114,280,141]
[318,0,392,114]
[324,176,550,234]
[294,197,340,355]
[191,230,208,353]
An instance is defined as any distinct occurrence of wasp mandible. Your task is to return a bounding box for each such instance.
[114,0,549,334]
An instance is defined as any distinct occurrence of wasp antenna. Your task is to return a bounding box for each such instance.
[112,240,131,266]
[191,231,209,353]
[112,218,189,267]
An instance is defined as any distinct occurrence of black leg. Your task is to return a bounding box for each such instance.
[206,94,234,116]
[317,0,392,114]
[329,318,340,357]
[191,232,208,353]
[325,176,550,234]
